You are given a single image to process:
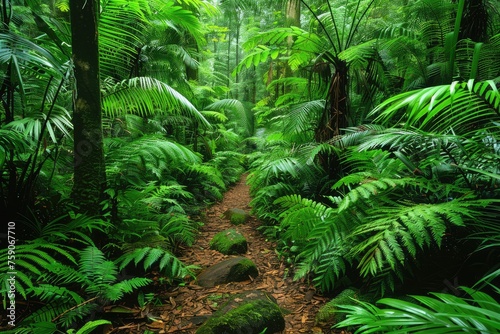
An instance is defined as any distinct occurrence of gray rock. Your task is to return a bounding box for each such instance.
[196,256,258,287]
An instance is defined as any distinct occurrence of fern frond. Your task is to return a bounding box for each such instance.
[349,198,490,279]
[29,284,84,304]
[78,247,121,296]
[116,247,191,279]
[104,277,151,302]
[0,241,77,299]
[205,99,251,134]
[23,300,76,324]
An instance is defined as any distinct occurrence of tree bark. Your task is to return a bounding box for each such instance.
[284,0,300,92]
[70,0,106,216]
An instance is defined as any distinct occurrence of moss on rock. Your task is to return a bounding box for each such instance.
[315,288,365,325]
[209,229,247,255]
[196,257,259,287]
[228,257,258,281]
[196,294,285,334]
[223,208,250,225]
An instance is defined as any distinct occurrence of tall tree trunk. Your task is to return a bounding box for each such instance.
[70,0,106,216]
[315,59,349,179]
[284,0,300,92]
[234,12,241,99]
[315,59,349,141]
[285,0,300,32]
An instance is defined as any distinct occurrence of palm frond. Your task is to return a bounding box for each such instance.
[335,287,500,333]
[102,77,210,128]
[106,135,202,186]
[149,1,207,47]
[370,79,500,135]
[99,0,149,78]
[0,31,64,75]
[205,99,252,136]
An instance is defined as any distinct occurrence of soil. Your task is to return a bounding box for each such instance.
[117,174,340,333]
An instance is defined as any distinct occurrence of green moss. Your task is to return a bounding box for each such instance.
[230,213,247,225]
[209,229,247,255]
[315,288,362,325]
[196,299,285,334]
[223,208,249,225]
[228,258,258,281]
[207,293,230,309]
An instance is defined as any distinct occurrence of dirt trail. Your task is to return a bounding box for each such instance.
[151,174,330,333]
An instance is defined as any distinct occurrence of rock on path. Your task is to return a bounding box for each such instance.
[151,174,329,333]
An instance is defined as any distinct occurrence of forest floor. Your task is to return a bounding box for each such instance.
[130,174,342,334]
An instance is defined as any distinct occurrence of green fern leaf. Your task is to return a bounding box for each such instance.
[74,320,112,334]
[143,248,164,270]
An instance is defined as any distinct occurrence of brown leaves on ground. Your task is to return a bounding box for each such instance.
[110,175,339,334]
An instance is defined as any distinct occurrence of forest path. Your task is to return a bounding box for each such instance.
[154,174,330,333]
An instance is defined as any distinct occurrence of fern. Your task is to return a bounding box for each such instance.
[0,240,77,300]
[116,246,195,280]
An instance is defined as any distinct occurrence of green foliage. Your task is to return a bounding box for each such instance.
[371,79,500,135]
[102,77,210,128]
[116,246,196,280]
[2,240,150,333]
[270,143,500,294]
[335,286,500,333]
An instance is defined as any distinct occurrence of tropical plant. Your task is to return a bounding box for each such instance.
[334,285,500,333]
[3,245,151,333]
[249,74,500,295]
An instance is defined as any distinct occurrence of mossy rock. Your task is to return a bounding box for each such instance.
[227,257,258,281]
[210,229,248,255]
[196,256,259,287]
[223,208,250,225]
[315,288,372,325]
[196,291,285,334]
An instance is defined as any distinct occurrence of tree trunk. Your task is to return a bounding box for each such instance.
[284,0,300,92]
[316,59,349,141]
[70,0,106,216]
[315,59,349,179]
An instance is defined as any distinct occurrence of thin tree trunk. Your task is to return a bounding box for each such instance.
[284,0,300,92]
[315,59,349,179]
[70,0,106,216]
